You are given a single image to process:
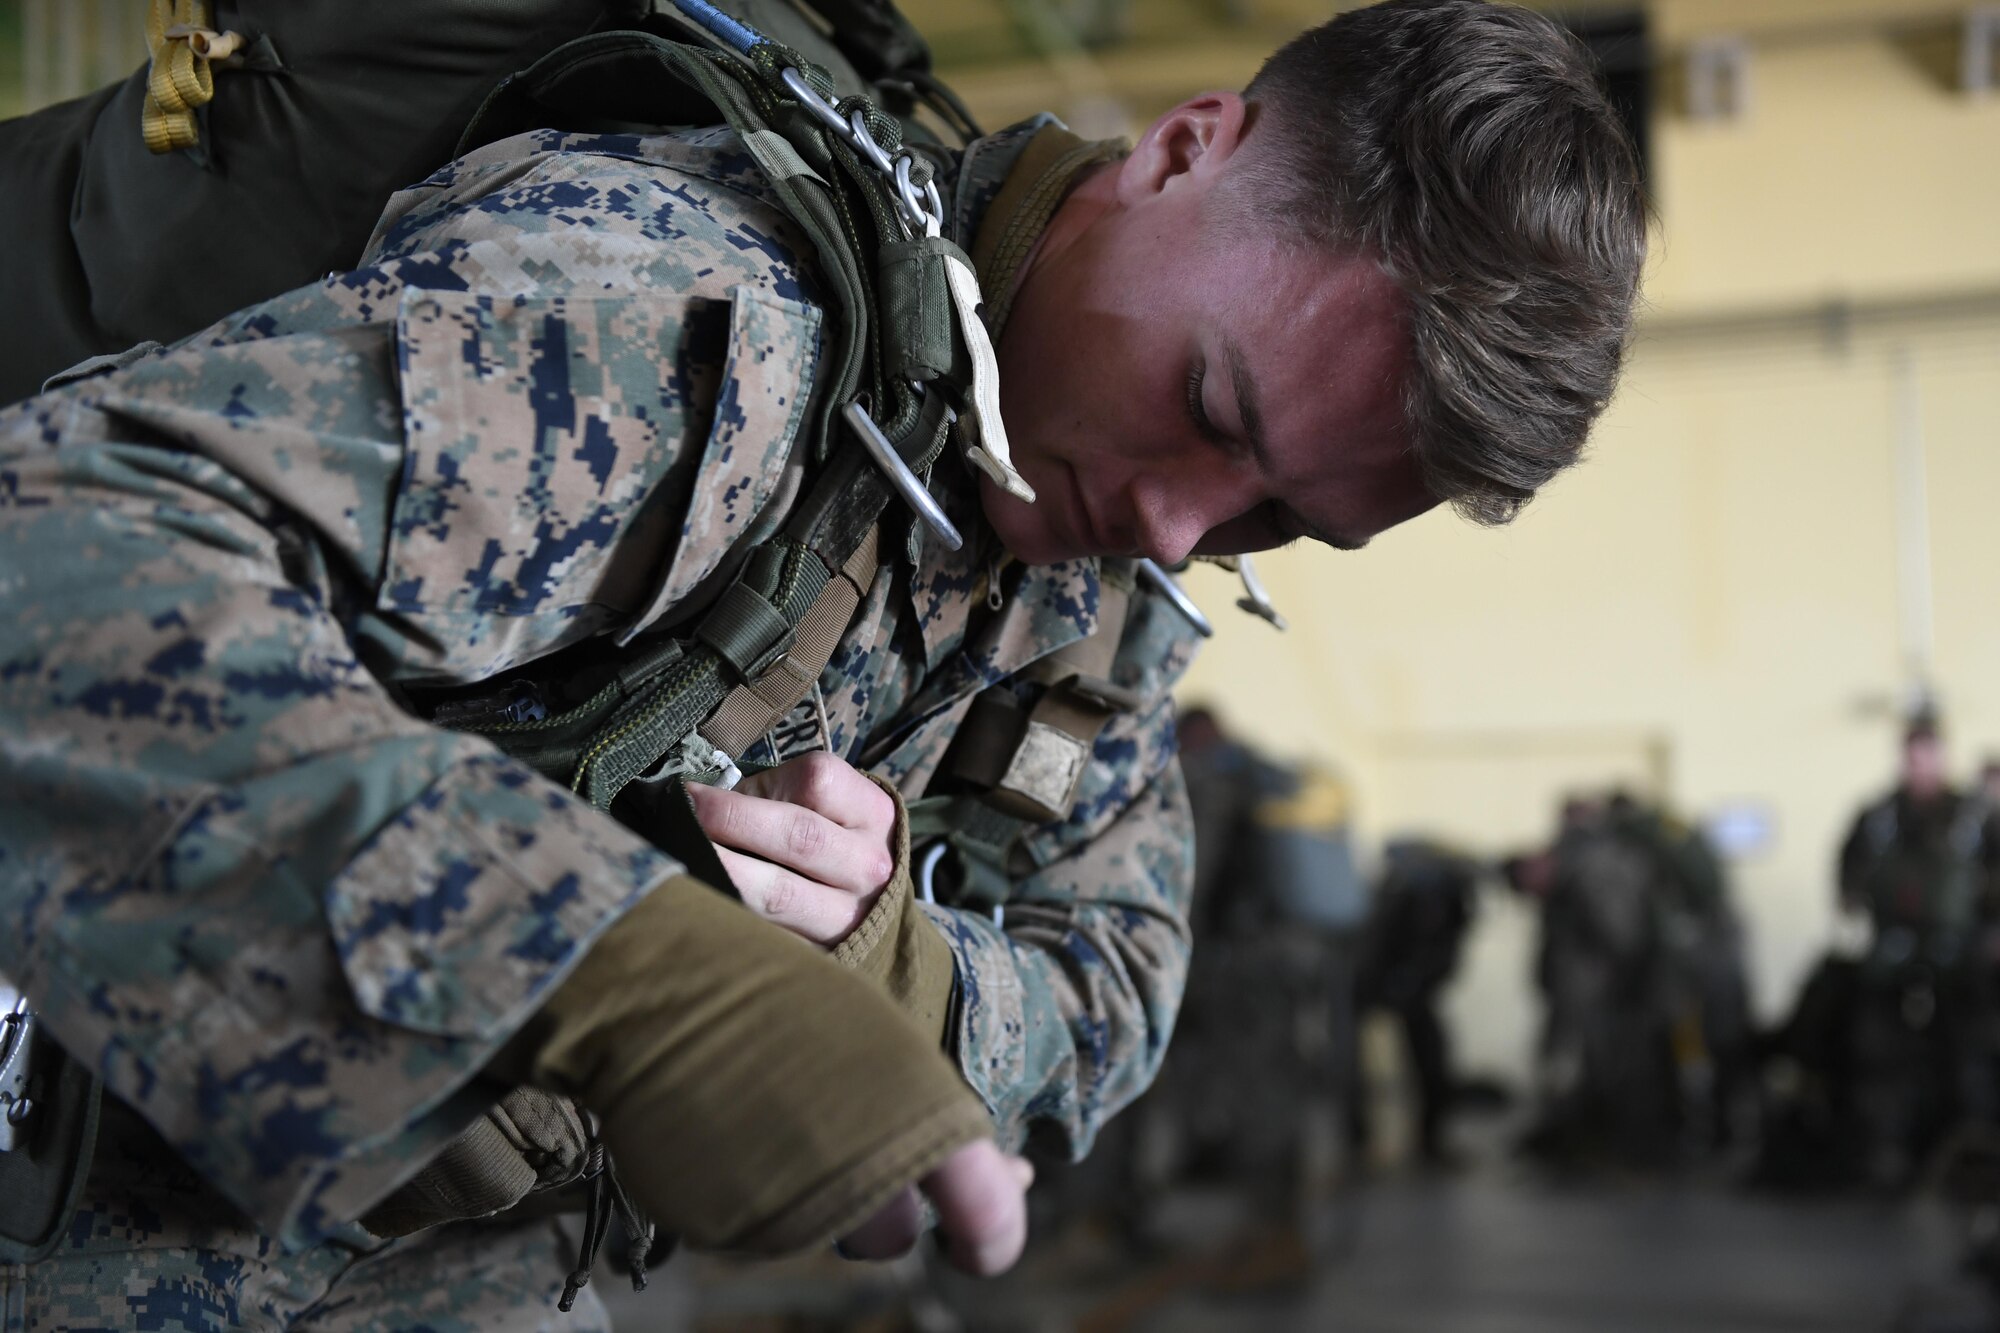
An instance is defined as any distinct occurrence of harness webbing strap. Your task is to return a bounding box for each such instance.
[695,583,796,678]
[447,27,968,813]
[1025,568,1131,690]
[700,524,880,756]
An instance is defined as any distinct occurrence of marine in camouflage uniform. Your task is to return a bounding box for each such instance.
[1836,722,1994,1181]
[0,113,1198,1328]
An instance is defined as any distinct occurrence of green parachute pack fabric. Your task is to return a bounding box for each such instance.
[0,0,940,405]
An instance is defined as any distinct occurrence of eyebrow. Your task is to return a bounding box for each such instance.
[1221,335,1367,552]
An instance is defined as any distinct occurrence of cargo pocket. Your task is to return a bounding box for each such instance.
[322,749,669,1041]
[382,285,820,679]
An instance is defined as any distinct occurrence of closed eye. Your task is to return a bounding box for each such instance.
[1184,364,1229,448]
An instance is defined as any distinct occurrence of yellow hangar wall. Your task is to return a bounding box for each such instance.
[1166,0,2000,1056]
[924,0,2000,1064]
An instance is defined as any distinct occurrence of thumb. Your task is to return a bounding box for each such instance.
[919,1139,1031,1276]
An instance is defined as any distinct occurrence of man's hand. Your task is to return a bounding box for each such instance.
[687,752,898,946]
[840,1140,1034,1274]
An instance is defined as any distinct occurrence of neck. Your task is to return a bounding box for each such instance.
[1011,160,1120,303]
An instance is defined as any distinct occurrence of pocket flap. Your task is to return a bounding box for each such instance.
[639,286,822,625]
[324,751,669,1040]
[383,285,818,641]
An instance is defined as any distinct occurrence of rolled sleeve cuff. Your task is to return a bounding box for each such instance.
[917,902,1028,1143]
[832,775,957,1043]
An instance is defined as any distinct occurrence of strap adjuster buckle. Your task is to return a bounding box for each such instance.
[0,992,40,1152]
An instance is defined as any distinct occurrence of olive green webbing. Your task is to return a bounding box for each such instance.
[701,523,879,756]
[574,536,832,805]
[452,30,957,811]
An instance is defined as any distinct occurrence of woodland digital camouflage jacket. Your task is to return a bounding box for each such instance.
[0,122,1198,1251]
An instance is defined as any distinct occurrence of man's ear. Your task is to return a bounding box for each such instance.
[1115,91,1249,206]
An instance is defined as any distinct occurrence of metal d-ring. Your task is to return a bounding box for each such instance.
[893,154,945,235]
[917,842,946,905]
[842,400,962,551]
[916,842,1002,927]
[1136,559,1214,638]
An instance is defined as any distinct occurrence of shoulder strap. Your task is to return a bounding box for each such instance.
[446,23,970,818]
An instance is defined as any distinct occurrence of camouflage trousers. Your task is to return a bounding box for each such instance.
[1,1102,611,1333]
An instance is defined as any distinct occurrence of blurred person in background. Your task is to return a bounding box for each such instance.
[1517,792,1750,1170]
[1349,838,1479,1168]
[1112,708,1368,1251]
[1835,717,1995,1188]
[1632,794,1757,1154]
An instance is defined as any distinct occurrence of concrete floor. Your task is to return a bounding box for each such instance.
[601,1163,1995,1333]
[1147,1175,1973,1333]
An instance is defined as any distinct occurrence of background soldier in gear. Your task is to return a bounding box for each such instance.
[1107,708,1366,1251]
[1836,716,1995,1187]
[0,0,1646,1325]
[1351,838,1478,1169]
[1516,792,1749,1170]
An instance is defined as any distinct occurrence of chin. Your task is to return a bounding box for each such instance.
[991,523,1072,567]
[977,481,1054,564]
[978,464,1091,566]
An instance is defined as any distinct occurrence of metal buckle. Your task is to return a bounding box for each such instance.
[1136,559,1213,638]
[842,401,963,551]
[0,991,39,1152]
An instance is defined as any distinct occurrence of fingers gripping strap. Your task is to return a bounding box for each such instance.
[701,526,881,757]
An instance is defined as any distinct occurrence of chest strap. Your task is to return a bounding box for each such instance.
[912,565,1138,912]
[699,524,880,758]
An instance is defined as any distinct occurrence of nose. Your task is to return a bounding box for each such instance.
[1131,472,1256,566]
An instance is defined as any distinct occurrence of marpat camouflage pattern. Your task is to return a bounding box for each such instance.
[0,121,1195,1321]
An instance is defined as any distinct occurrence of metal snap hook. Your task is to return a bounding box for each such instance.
[1136,559,1214,638]
[893,154,946,235]
[842,401,962,551]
